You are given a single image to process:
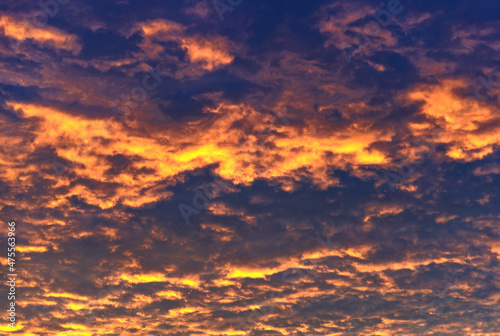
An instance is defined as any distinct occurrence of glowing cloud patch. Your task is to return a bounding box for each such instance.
[0,15,81,54]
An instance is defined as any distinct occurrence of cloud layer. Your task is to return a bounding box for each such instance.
[0,0,499,335]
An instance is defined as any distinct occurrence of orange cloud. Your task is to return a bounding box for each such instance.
[133,19,234,71]
[6,100,391,210]
[16,246,48,253]
[0,15,81,54]
[405,79,500,161]
[318,3,398,58]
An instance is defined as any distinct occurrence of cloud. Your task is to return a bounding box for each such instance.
[0,0,498,334]
[405,79,500,161]
[132,19,234,74]
[473,163,500,175]
[0,15,81,54]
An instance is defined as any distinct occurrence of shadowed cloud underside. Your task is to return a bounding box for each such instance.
[0,0,499,335]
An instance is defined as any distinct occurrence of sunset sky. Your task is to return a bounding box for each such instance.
[0,0,499,335]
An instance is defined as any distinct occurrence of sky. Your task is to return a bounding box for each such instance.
[0,0,499,335]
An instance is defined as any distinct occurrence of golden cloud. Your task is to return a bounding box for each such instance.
[405,79,500,161]
[0,15,81,54]
[133,19,234,71]
[6,100,392,210]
